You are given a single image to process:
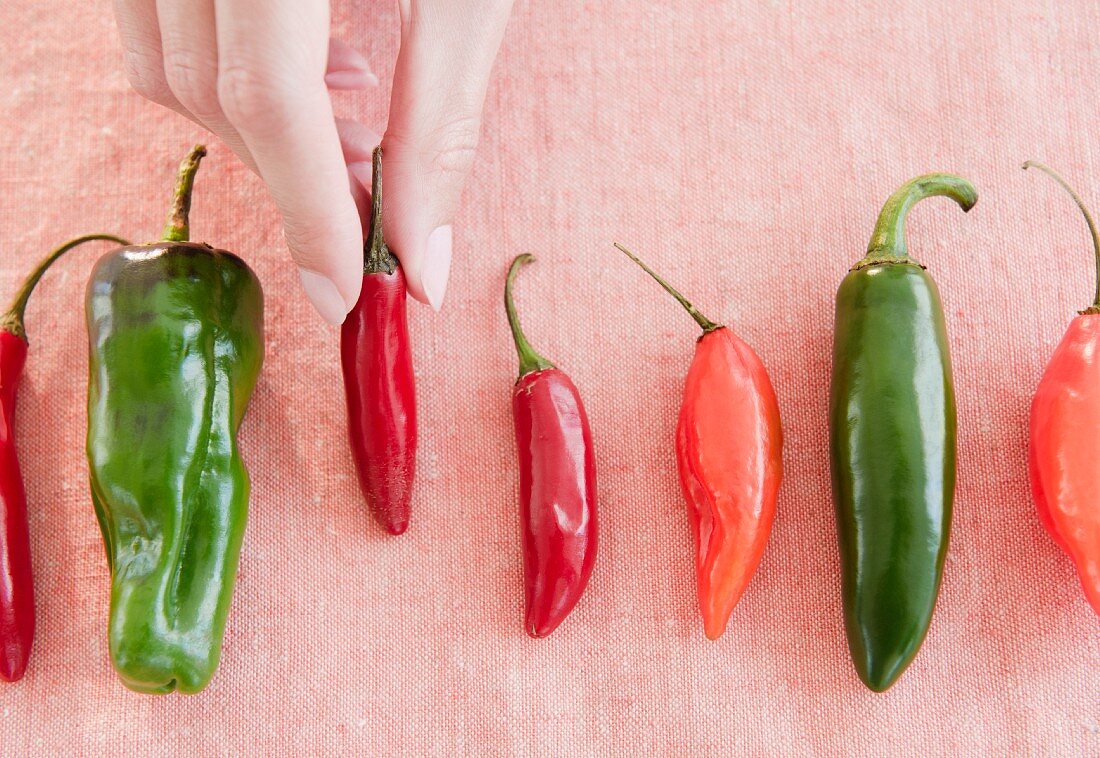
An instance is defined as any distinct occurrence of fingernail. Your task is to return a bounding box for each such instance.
[348,160,373,190]
[422,225,453,312]
[299,268,351,325]
[325,69,380,89]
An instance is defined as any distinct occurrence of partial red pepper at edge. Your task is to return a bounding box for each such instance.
[0,233,129,682]
[1025,160,1100,615]
[341,147,418,535]
[505,254,598,638]
[616,243,783,640]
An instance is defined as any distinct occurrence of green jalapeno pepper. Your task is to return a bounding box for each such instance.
[86,145,264,694]
[829,173,976,692]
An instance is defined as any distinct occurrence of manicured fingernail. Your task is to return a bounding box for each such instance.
[348,160,373,190]
[325,69,379,89]
[299,268,350,325]
[422,225,453,312]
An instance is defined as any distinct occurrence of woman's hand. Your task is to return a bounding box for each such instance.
[114,0,514,323]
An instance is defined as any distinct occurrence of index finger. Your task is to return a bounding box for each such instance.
[214,0,362,324]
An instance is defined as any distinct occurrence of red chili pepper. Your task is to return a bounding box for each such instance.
[616,243,783,640]
[341,147,418,535]
[505,254,598,638]
[1025,161,1100,615]
[0,234,129,681]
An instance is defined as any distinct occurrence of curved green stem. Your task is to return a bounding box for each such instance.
[614,242,720,333]
[364,145,398,275]
[162,144,207,243]
[1023,160,1100,312]
[505,254,554,376]
[861,173,977,267]
[1,234,131,340]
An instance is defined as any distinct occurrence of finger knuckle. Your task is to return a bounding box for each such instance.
[282,219,319,260]
[162,52,219,119]
[421,116,482,181]
[217,63,295,134]
[282,209,348,261]
[123,49,173,106]
[283,228,348,275]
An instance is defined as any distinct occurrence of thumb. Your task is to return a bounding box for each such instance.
[382,0,514,310]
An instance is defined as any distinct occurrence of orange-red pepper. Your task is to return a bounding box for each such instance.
[617,244,783,639]
[1025,161,1100,615]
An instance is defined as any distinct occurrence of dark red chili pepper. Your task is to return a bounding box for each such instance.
[341,146,418,535]
[505,254,598,638]
[0,233,129,682]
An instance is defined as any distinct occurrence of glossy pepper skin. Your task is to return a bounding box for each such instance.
[86,146,264,694]
[0,331,29,683]
[1024,161,1100,615]
[830,174,976,692]
[341,147,417,535]
[506,255,598,638]
[0,235,129,682]
[616,244,782,640]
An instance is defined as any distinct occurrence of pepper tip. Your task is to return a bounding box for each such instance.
[856,653,908,693]
[702,621,726,641]
[383,518,409,536]
[525,614,562,639]
[0,648,29,682]
[860,672,899,694]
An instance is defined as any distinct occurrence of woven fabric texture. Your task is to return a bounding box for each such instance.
[1,0,1097,754]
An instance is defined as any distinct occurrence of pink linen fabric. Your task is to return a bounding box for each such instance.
[1,0,1098,754]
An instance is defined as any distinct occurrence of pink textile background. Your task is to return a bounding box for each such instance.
[1,0,1098,754]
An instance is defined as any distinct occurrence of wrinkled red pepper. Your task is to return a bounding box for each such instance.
[505,254,598,638]
[616,243,783,640]
[341,147,418,535]
[1,234,129,681]
[1025,160,1100,615]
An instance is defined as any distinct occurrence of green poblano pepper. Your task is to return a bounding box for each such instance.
[86,146,264,694]
[829,174,976,693]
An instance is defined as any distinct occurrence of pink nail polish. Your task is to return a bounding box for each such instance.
[422,225,453,312]
[300,269,352,325]
[325,69,380,90]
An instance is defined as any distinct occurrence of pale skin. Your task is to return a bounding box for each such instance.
[114,0,515,323]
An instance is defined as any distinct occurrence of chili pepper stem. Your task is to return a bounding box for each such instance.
[860,174,977,267]
[162,144,207,243]
[505,255,554,376]
[364,146,398,275]
[613,242,720,333]
[0,234,132,341]
[1023,161,1100,313]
